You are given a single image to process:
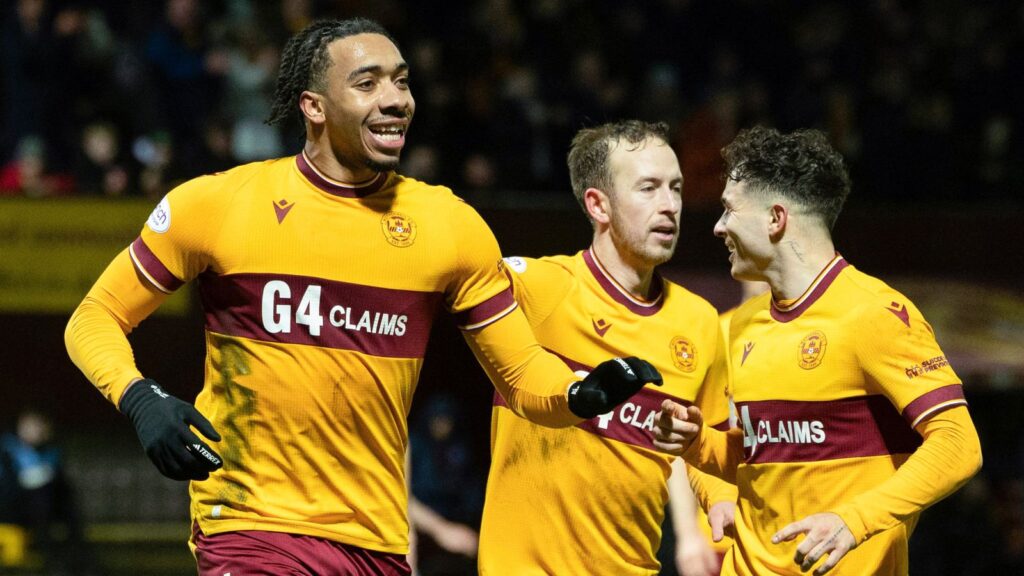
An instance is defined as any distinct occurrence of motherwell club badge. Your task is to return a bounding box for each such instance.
[798,331,827,369]
[381,212,417,247]
[670,336,697,373]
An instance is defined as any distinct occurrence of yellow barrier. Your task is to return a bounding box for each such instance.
[0,198,189,315]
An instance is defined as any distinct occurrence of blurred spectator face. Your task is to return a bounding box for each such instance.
[462,154,496,190]
[17,411,52,448]
[603,138,682,266]
[167,0,198,30]
[316,34,415,175]
[17,0,46,28]
[403,145,439,182]
[82,123,119,166]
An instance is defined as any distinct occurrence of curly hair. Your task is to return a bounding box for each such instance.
[722,126,851,230]
[567,120,671,218]
[265,18,396,133]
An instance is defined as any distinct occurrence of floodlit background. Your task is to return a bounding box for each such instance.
[1,0,1022,574]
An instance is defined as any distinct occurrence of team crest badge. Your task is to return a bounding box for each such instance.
[798,331,827,369]
[381,212,417,247]
[670,337,697,372]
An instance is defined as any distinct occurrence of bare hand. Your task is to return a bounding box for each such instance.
[653,399,703,456]
[772,512,856,574]
[708,500,736,542]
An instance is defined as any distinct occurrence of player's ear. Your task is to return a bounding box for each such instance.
[299,90,326,125]
[584,187,612,225]
[767,202,788,239]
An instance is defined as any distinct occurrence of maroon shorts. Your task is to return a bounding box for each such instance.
[194,527,411,576]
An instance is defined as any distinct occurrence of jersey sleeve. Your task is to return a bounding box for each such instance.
[130,175,226,293]
[501,256,574,330]
[854,299,967,427]
[444,199,518,330]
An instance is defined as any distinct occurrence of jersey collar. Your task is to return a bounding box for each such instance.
[770,254,848,322]
[296,152,388,198]
[583,247,664,317]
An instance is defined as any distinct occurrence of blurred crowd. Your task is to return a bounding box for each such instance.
[1,0,1022,204]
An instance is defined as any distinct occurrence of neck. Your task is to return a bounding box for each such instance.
[765,234,837,301]
[591,234,657,300]
[303,141,380,185]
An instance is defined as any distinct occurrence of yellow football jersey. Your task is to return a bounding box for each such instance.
[723,256,967,575]
[125,153,530,553]
[478,249,730,575]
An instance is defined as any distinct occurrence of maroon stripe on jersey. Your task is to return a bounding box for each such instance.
[770,257,849,322]
[737,395,922,465]
[295,153,388,198]
[455,288,516,329]
[583,248,663,317]
[492,350,714,450]
[130,237,184,292]
[197,272,442,358]
[903,384,967,426]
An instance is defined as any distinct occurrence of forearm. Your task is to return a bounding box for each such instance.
[829,406,982,542]
[669,458,703,534]
[65,249,166,406]
[462,309,579,428]
[684,426,745,484]
[687,457,738,512]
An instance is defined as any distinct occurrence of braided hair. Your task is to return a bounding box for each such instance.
[266,18,396,133]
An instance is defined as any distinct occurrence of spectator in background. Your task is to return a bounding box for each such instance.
[74,122,132,196]
[408,394,483,576]
[0,409,95,575]
[0,136,74,197]
[1,0,57,166]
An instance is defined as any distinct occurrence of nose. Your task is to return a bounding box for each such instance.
[658,187,682,217]
[380,80,413,116]
[713,213,727,238]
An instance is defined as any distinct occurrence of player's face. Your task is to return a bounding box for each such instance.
[714,179,773,281]
[605,139,683,267]
[321,34,414,178]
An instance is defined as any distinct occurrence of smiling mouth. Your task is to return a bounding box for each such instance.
[368,125,406,142]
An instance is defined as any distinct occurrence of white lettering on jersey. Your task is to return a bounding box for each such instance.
[261,282,409,338]
[595,400,658,432]
[740,404,826,455]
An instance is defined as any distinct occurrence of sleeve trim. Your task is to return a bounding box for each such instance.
[904,384,967,428]
[129,237,183,294]
[456,288,517,330]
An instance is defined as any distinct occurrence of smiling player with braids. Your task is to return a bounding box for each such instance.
[65,18,660,575]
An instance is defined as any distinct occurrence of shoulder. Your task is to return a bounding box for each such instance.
[662,279,718,319]
[837,265,927,330]
[164,158,283,207]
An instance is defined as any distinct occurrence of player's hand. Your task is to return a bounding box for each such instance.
[772,512,856,575]
[653,399,703,456]
[567,357,662,419]
[119,378,223,481]
[676,530,720,576]
[708,500,736,542]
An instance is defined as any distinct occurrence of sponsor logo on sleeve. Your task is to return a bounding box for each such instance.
[146,196,171,233]
[381,212,417,247]
[670,336,697,372]
[904,355,950,379]
[502,256,527,273]
[798,330,827,370]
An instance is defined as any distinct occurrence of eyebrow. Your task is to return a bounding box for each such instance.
[347,62,409,81]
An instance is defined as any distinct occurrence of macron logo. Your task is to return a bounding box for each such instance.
[592,318,612,337]
[273,199,295,224]
[741,342,755,366]
[886,302,911,327]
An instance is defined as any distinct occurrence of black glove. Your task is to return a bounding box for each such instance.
[119,379,223,481]
[567,357,663,419]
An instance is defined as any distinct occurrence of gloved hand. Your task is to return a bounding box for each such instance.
[119,378,223,481]
[567,357,662,419]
